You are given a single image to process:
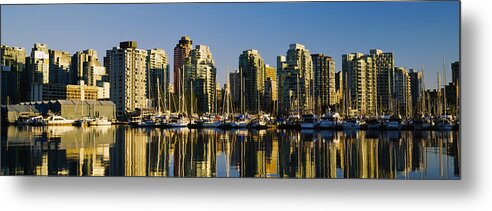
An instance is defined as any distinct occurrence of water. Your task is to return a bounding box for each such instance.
[0,126,460,179]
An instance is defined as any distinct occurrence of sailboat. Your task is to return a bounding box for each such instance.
[249,89,268,129]
[168,65,190,128]
[436,59,454,130]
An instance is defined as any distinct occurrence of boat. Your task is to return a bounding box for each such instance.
[436,115,454,130]
[300,114,318,129]
[73,117,95,127]
[342,119,362,130]
[413,116,431,130]
[133,119,157,128]
[386,114,403,130]
[249,118,268,129]
[167,114,189,127]
[24,115,45,126]
[44,115,75,126]
[366,117,383,130]
[234,114,250,128]
[88,117,112,126]
[318,112,340,129]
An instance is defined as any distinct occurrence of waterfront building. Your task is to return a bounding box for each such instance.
[229,70,241,113]
[1,45,26,104]
[184,45,217,114]
[29,43,50,101]
[452,61,460,84]
[370,49,395,114]
[239,49,266,114]
[49,49,71,85]
[342,52,376,116]
[394,67,412,117]
[311,53,335,115]
[334,71,343,112]
[264,64,277,114]
[146,48,170,110]
[107,41,148,116]
[21,99,115,122]
[173,36,193,102]
[409,69,423,113]
[277,43,313,115]
[72,49,99,84]
[41,82,99,101]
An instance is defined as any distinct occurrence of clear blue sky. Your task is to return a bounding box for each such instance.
[1,2,459,89]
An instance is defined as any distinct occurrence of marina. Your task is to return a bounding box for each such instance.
[0,125,460,179]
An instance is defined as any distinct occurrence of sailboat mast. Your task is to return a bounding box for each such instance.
[157,77,161,114]
[297,72,300,116]
[443,58,447,116]
[190,80,193,116]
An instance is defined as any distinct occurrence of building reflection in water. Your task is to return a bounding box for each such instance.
[1,126,460,179]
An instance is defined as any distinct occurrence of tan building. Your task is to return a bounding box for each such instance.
[264,64,277,114]
[49,49,71,84]
[239,49,266,114]
[29,43,50,101]
[1,45,26,104]
[342,52,377,116]
[277,43,313,115]
[184,45,217,114]
[147,48,170,110]
[107,41,148,115]
[311,54,336,115]
[42,83,99,101]
[370,49,395,114]
[395,67,412,117]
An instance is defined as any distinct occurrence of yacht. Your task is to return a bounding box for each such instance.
[342,119,362,130]
[278,114,300,129]
[436,115,454,130]
[167,114,189,128]
[45,115,75,126]
[413,116,431,130]
[88,117,112,126]
[386,115,403,130]
[366,117,383,130]
[319,112,340,129]
[300,114,319,129]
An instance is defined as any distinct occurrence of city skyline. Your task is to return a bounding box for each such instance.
[1,2,459,88]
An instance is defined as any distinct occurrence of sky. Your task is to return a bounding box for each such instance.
[1,1,459,89]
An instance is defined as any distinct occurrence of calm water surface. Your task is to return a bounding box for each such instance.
[1,126,460,179]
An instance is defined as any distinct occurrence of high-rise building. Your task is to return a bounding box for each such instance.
[72,49,99,84]
[334,71,343,111]
[49,49,71,84]
[342,52,376,116]
[311,54,335,115]
[72,49,108,100]
[370,49,395,114]
[229,70,241,113]
[1,45,26,104]
[184,45,217,114]
[264,64,277,114]
[173,36,193,101]
[239,49,266,114]
[29,43,50,101]
[108,41,148,116]
[395,67,412,117]
[452,61,460,84]
[277,43,313,115]
[147,48,170,110]
[409,69,423,112]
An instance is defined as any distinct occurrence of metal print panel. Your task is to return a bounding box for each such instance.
[0,1,460,179]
